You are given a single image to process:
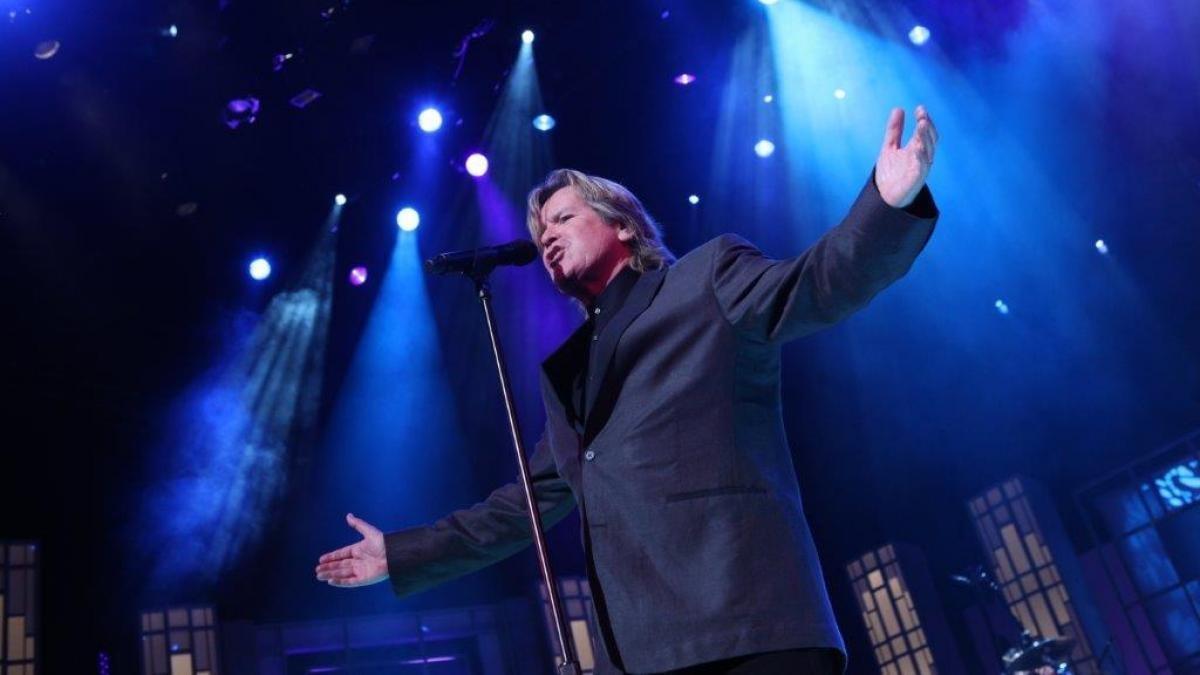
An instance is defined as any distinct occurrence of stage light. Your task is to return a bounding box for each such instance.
[223,97,260,129]
[994,299,1010,315]
[465,153,489,177]
[521,30,535,44]
[1095,239,1109,254]
[688,194,700,205]
[272,52,295,72]
[249,258,271,281]
[396,207,420,231]
[754,139,776,158]
[533,114,556,131]
[417,107,443,133]
[909,25,931,46]
[834,88,847,99]
[348,266,368,286]
[165,24,178,38]
[763,94,774,103]
[34,40,60,60]
[334,193,347,206]
[759,0,780,5]
[674,73,696,86]
[289,88,322,109]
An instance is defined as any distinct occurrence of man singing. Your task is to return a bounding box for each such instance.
[316,106,940,674]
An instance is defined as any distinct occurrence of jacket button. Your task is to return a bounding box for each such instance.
[584,450,596,461]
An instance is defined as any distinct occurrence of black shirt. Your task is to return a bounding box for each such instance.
[572,265,641,428]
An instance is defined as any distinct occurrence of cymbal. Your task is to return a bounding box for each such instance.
[1003,636,1075,672]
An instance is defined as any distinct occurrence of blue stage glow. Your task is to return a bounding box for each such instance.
[833,88,847,100]
[754,139,776,157]
[249,257,271,280]
[994,299,1010,315]
[521,30,535,44]
[533,114,556,131]
[334,193,347,206]
[318,227,473,567]
[142,229,335,590]
[417,108,443,133]
[759,0,779,5]
[909,25,930,46]
[396,207,420,231]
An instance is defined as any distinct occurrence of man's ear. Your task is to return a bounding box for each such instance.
[616,224,635,243]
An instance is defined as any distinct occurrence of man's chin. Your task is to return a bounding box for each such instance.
[551,275,585,299]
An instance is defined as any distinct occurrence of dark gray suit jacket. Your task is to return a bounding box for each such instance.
[384,173,937,673]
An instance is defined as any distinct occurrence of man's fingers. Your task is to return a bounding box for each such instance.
[323,563,369,586]
[882,108,904,150]
[324,566,360,581]
[915,105,939,147]
[316,558,351,574]
[318,544,354,564]
[315,559,348,579]
[315,559,365,583]
[918,121,936,163]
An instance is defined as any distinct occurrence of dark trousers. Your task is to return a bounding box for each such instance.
[658,648,844,675]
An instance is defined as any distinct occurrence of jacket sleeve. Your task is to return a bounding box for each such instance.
[382,426,576,598]
[711,169,937,344]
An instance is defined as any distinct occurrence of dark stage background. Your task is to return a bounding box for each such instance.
[1,0,1198,672]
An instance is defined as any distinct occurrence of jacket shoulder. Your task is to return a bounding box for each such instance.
[676,234,759,268]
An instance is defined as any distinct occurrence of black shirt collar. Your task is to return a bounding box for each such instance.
[588,264,640,321]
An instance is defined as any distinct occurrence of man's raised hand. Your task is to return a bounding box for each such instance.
[874,105,939,209]
[314,513,389,588]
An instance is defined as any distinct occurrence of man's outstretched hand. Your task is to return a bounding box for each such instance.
[874,105,939,209]
[315,513,389,588]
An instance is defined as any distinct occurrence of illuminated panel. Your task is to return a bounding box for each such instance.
[969,478,1100,673]
[1,542,38,674]
[1077,430,1200,674]
[139,606,218,675]
[540,576,597,674]
[1147,458,1200,512]
[846,544,964,675]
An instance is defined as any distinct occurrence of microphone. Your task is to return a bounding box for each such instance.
[425,239,539,276]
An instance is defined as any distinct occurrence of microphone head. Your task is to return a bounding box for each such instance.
[502,239,539,266]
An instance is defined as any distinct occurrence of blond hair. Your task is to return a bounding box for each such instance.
[526,169,675,272]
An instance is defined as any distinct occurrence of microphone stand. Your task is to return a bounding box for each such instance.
[467,266,581,675]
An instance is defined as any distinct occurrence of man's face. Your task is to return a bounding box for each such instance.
[538,186,633,295]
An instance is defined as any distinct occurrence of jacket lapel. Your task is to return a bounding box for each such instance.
[541,319,592,433]
[584,268,667,443]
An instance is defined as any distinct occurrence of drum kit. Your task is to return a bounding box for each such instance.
[1001,631,1076,675]
[951,565,1079,675]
